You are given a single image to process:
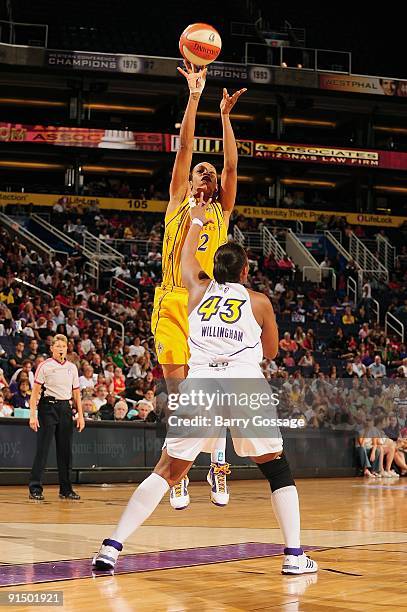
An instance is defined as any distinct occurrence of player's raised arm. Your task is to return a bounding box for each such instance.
[169,62,207,207]
[219,87,247,219]
[181,195,212,294]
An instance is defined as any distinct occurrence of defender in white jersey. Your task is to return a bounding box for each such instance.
[188,279,264,370]
[93,197,318,577]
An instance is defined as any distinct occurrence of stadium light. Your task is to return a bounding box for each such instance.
[281,178,336,188]
[0,161,65,169]
[282,118,336,127]
[374,185,407,193]
[82,165,153,175]
[197,111,254,121]
[0,98,66,107]
[83,104,155,113]
[373,125,407,135]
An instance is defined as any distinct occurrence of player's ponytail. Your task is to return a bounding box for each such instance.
[213,242,247,284]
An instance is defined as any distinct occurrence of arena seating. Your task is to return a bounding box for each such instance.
[1,204,406,438]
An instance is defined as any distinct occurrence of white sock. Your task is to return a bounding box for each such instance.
[211,430,227,464]
[110,473,169,544]
[271,485,301,549]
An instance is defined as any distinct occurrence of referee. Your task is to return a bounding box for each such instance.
[29,334,85,500]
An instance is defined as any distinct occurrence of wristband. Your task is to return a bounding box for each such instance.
[192,218,204,228]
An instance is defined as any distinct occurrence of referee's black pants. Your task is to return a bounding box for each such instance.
[29,397,73,495]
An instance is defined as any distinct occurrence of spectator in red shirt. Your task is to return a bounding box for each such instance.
[279,332,298,353]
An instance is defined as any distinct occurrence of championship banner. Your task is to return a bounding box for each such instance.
[170,134,254,157]
[0,123,166,151]
[1,191,405,227]
[45,49,264,83]
[235,206,407,228]
[320,73,407,97]
[2,43,407,96]
[0,192,167,213]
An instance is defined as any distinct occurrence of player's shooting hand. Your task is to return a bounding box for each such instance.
[220,87,247,115]
[190,192,214,226]
[177,60,207,95]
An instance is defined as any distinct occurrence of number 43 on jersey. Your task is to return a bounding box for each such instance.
[197,296,246,324]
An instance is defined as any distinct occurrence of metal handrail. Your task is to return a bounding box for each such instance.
[30,213,81,250]
[301,266,336,289]
[84,230,123,258]
[14,277,53,299]
[83,261,99,286]
[376,234,396,270]
[233,226,246,246]
[71,304,125,346]
[262,226,286,260]
[0,212,66,258]
[349,233,389,284]
[385,311,405,343]
[324,230,351,261]
[110,276,140,298]
[0,19,48,47]
[13,277,125,344]
[245,41,351,74]
[319,265,337,290]
[371,299,380,325]
[287,229,320,266]
[347,276,357,304]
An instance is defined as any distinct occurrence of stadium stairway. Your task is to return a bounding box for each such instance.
[25,217,74,255]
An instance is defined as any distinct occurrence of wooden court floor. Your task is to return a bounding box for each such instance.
[0,478,406,611]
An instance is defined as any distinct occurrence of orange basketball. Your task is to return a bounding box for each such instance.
[179,23,222,66]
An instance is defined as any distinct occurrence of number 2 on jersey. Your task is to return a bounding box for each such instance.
[197,233,209,252]
[197,296,246,323]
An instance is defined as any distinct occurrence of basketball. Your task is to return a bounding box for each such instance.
[179,23,222,66]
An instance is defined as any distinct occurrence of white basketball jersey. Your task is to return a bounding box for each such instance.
[188,280,263,368]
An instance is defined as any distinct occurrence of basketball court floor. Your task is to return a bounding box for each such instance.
[0,478,405,610]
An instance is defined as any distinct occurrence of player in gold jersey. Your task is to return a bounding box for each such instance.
[151,61,246,508]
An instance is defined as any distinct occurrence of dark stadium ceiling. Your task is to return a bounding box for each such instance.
[1,0,405,78]
[0,71,406,121]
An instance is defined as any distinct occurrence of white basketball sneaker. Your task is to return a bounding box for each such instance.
[92,539,122,571]
[282,551,318,575]
[170,476,190,510]
[207,462,230,506]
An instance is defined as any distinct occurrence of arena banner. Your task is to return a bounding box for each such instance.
[320,73,407,97]
[254,142,407,170]
[1,191,405,227]
[0,192,167,213]
[170,134,254,157]
[0,123,166,151]
[3,122,407,171]
[235,206,407,228]
[1,43,406,96]
[45,49,263,83]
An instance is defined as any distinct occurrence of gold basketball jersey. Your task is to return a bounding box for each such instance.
[161,195,228,288]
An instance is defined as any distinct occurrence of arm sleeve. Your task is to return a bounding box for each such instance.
[72,366,80,390]
[34,362,46,385]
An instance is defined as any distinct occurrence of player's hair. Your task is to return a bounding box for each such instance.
[213,242,248,284]
[51,334,68,346]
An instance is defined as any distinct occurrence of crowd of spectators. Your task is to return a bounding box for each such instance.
[0,223,165,423]
[0,206,406,478]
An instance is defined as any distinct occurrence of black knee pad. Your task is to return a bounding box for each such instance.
[256,452,295,492]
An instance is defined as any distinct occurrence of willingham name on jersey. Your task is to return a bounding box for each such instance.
[201,326,244,342]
